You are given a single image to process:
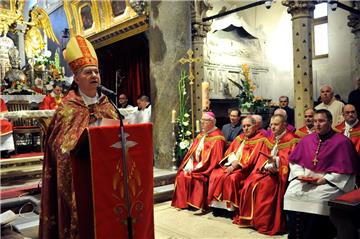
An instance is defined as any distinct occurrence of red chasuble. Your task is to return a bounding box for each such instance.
[233,132,299,235]
[171,128,225,210]
[335,121,360,155]
[0,99,12,136]
[39,91,119,239]
[39,94,62,110]
[207,131,265,208]
[294,126,310,138]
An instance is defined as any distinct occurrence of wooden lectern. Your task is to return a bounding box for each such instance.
[71,123,154,239]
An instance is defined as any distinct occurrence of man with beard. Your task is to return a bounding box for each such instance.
[233,114,299,235]
[284,109,358,239]
[295,108,315,138]
[208,116,265,211]
[172,111,225,211]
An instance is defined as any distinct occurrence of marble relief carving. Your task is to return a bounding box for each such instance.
[204,23,269,99]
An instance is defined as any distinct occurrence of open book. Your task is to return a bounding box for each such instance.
[0,210,18,225]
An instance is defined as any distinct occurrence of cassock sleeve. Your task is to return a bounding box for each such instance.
[323,173,356,192]
[288,162,305,181]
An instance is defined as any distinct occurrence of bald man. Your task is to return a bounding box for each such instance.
[295,108,315,138]
[315,85,344,127]
[335,104,360,155]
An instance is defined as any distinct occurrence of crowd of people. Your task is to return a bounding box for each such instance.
[172,81,360,238]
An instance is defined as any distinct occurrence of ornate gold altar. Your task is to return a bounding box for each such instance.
[63,0,149,49]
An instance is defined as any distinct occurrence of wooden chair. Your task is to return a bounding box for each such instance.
[6,100,43,154]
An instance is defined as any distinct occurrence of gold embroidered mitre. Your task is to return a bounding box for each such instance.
[64,35,98,73]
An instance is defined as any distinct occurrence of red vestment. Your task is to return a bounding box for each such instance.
[39,94,63,110]
[233,132,299,235]
[207,131,265,208]
[335,121,360,155]
[39,91,119,239]
[0,98,12,136]
[294,126,312,138]
[335,121,360,186]
[171,128,225,210]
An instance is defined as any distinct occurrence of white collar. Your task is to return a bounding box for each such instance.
[345,119,359,129]
[275,129,286,142]
[79,89,99,106]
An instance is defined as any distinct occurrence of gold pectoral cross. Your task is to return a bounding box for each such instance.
[312,138,322,166]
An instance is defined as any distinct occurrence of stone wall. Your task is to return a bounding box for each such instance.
[148,1,191,168]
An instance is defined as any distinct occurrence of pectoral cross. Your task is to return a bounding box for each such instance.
[178,49,202,138]
[312,139,322,166]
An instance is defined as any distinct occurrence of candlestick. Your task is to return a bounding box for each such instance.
[202,81,210,110]
[196,120,200,132]
[171,109,176,123]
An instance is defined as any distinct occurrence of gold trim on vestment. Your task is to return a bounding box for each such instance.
[238,182,259,220]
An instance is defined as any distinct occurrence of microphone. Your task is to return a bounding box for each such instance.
[97,85,116,97]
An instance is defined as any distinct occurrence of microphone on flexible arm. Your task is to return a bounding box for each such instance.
[97,85,117,97]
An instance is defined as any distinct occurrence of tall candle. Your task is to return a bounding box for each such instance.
[196,120,200,132]
[171,109,176,123]
[202,81,210,110]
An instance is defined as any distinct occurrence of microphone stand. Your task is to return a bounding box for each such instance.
[102,92,133,239]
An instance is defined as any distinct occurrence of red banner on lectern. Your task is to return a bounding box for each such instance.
[72,123,154,239]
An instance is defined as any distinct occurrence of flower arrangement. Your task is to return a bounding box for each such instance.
[175,70,193,162]
[228,64,269,113]
[33,51,65,93]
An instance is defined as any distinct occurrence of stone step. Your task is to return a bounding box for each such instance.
[154,184,174,203]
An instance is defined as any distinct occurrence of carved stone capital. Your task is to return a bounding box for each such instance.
[348,1,360,34]
[282,0,316,17]
[191,0,213,39]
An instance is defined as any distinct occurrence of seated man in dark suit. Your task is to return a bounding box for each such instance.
[221,108,242,146]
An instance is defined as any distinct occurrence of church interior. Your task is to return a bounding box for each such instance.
[0,0,360,238]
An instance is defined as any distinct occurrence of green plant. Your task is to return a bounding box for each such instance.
[228,64,269,113]
[175,70,193,162]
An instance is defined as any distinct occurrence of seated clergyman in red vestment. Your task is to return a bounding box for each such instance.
[284,109,358,239]
[39,83,64,110]
[335,104,360,155]
[207,116,265,211]
[171,111,225,211]
[295,108,315,138]
[233,114,299,235]
[39,35,119,239]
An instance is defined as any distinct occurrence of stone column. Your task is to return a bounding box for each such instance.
[147,1,192,168]
[191,0,212,120]
[282,1,316,128]
[348,1,360,79]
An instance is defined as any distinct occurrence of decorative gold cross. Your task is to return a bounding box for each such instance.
[179,49,201,85]
[178,49,202,139]
[312,139,322,166]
